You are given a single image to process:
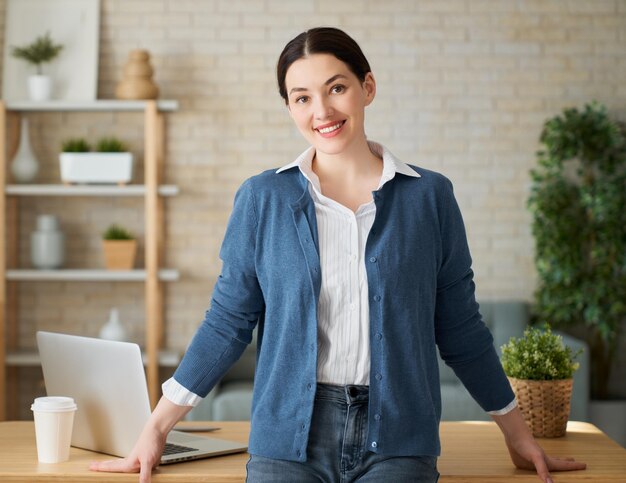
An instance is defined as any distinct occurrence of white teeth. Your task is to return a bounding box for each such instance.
[318,121,344,134]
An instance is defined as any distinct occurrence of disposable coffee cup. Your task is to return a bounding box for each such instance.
[31,396,77,463]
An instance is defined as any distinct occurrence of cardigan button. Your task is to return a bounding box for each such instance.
[376,373,382,380]
[371,441,378,448]
[374,413,381,421]
[369,257,377,263]
[376,333,382,340]
[373,295,381,302]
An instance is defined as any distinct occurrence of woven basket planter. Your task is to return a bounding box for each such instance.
[507,377,573,438]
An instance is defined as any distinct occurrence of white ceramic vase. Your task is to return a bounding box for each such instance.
[10,117,39,183]
[99,308,128,342]
[31,215,65,269]
[28,75,52,101]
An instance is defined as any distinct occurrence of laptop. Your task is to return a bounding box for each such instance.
[36,331,248,464]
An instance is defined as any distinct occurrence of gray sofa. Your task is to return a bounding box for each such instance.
[186,301,590,423]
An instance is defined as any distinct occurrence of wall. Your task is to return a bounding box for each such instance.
[1,0,625,416]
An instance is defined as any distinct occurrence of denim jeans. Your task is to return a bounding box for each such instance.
[246,382,440,482]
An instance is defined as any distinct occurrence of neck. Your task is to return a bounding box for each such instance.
[311,138,382,184]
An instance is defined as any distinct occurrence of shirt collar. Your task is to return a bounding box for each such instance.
[275,140,421,192]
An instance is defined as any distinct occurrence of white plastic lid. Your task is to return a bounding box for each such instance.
[31,396,77,413]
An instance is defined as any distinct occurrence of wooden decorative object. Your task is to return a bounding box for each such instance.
[115,49,159,100]
[102,240,137,270]
[508,376,573,438]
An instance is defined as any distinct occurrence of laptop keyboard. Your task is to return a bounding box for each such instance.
[162,442,198,456]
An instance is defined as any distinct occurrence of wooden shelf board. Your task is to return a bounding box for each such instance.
[6,269,180,282]
[6,349,181,367]
[4,100,179,112]
[6,184,179,196]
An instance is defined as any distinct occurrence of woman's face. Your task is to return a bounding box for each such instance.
[285,53,375,155]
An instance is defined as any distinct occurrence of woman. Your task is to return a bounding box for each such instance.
[90,27,586,483]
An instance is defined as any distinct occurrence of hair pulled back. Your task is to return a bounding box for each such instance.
[276,27,372,105]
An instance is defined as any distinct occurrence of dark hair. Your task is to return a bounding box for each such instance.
[276,27,372,105]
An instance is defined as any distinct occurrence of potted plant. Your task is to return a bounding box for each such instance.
[59,137,134,185]
[11,31,63,101]
[527,101,626,403]
[501,324,582,438]
[102,224,137,270]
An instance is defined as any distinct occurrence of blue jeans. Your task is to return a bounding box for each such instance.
[246,383,440,482]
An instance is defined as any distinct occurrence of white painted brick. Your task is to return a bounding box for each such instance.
[494,42,542,55]
[217,0,264,13]
[242,13,291,27]
[114,0,166,13]
[518,0,568,14]
[567,0,617,14]
[469,1,520,13]
[417,0,467,13]
[444,41,491,55]
[166,0,217,12]
[392,13,442,28]
[218,27,266,41]
[289,14,342,27]
[193,13,240,27]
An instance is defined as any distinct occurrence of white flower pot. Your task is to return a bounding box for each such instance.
[28,75,52,101]
[59,152,134,184]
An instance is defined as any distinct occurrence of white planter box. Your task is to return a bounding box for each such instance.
[59,152,134,184]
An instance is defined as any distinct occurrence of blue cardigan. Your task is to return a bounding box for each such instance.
[173,157,515,462]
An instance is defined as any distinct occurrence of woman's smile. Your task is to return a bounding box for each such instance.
[315,120,346,138]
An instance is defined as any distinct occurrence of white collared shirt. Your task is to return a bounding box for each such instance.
[276,140,421,386]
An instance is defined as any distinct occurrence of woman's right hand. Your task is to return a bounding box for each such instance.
[89,422,167,482]
[88,395,193,483]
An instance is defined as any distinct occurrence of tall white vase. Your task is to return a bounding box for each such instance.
[10,117,39,183]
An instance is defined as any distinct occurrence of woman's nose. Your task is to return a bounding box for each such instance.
[314,97,334,119]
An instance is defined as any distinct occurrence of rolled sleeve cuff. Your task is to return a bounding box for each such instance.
[162,377,202,407]
[487,397,517,416]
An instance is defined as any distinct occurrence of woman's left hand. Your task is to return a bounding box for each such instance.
[504,432,586,483]
[491,407,586,482]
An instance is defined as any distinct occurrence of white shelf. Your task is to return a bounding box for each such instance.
[6,349,181,367]
[6,184,179,197]
[6,269,180,282]
[5,99,179,112]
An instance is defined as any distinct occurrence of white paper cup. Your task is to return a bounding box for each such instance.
[31,396,77,463]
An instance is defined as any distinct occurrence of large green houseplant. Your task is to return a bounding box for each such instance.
[527,101,626,400]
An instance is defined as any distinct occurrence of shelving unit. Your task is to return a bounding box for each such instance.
[0,99,179,419]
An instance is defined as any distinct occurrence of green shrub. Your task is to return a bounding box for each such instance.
[11,31,63,75]
[501,324,582,380]
[102,224,134,241]
[61,138,91,152]
[95,137,127,153]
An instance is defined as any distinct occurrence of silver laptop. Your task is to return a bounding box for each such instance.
[36,331,248,464]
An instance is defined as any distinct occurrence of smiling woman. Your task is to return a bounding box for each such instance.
[89,26,586,483]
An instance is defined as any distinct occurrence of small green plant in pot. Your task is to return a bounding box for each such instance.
[61,138,91,153]
[501,324,582,438]
[59,136,133,185]
[11,31,63,101]
[102,224,136,270]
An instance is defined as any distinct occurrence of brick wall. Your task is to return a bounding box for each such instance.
[2,0,626,415]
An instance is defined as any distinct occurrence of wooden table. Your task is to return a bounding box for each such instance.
[0,420,625,482]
